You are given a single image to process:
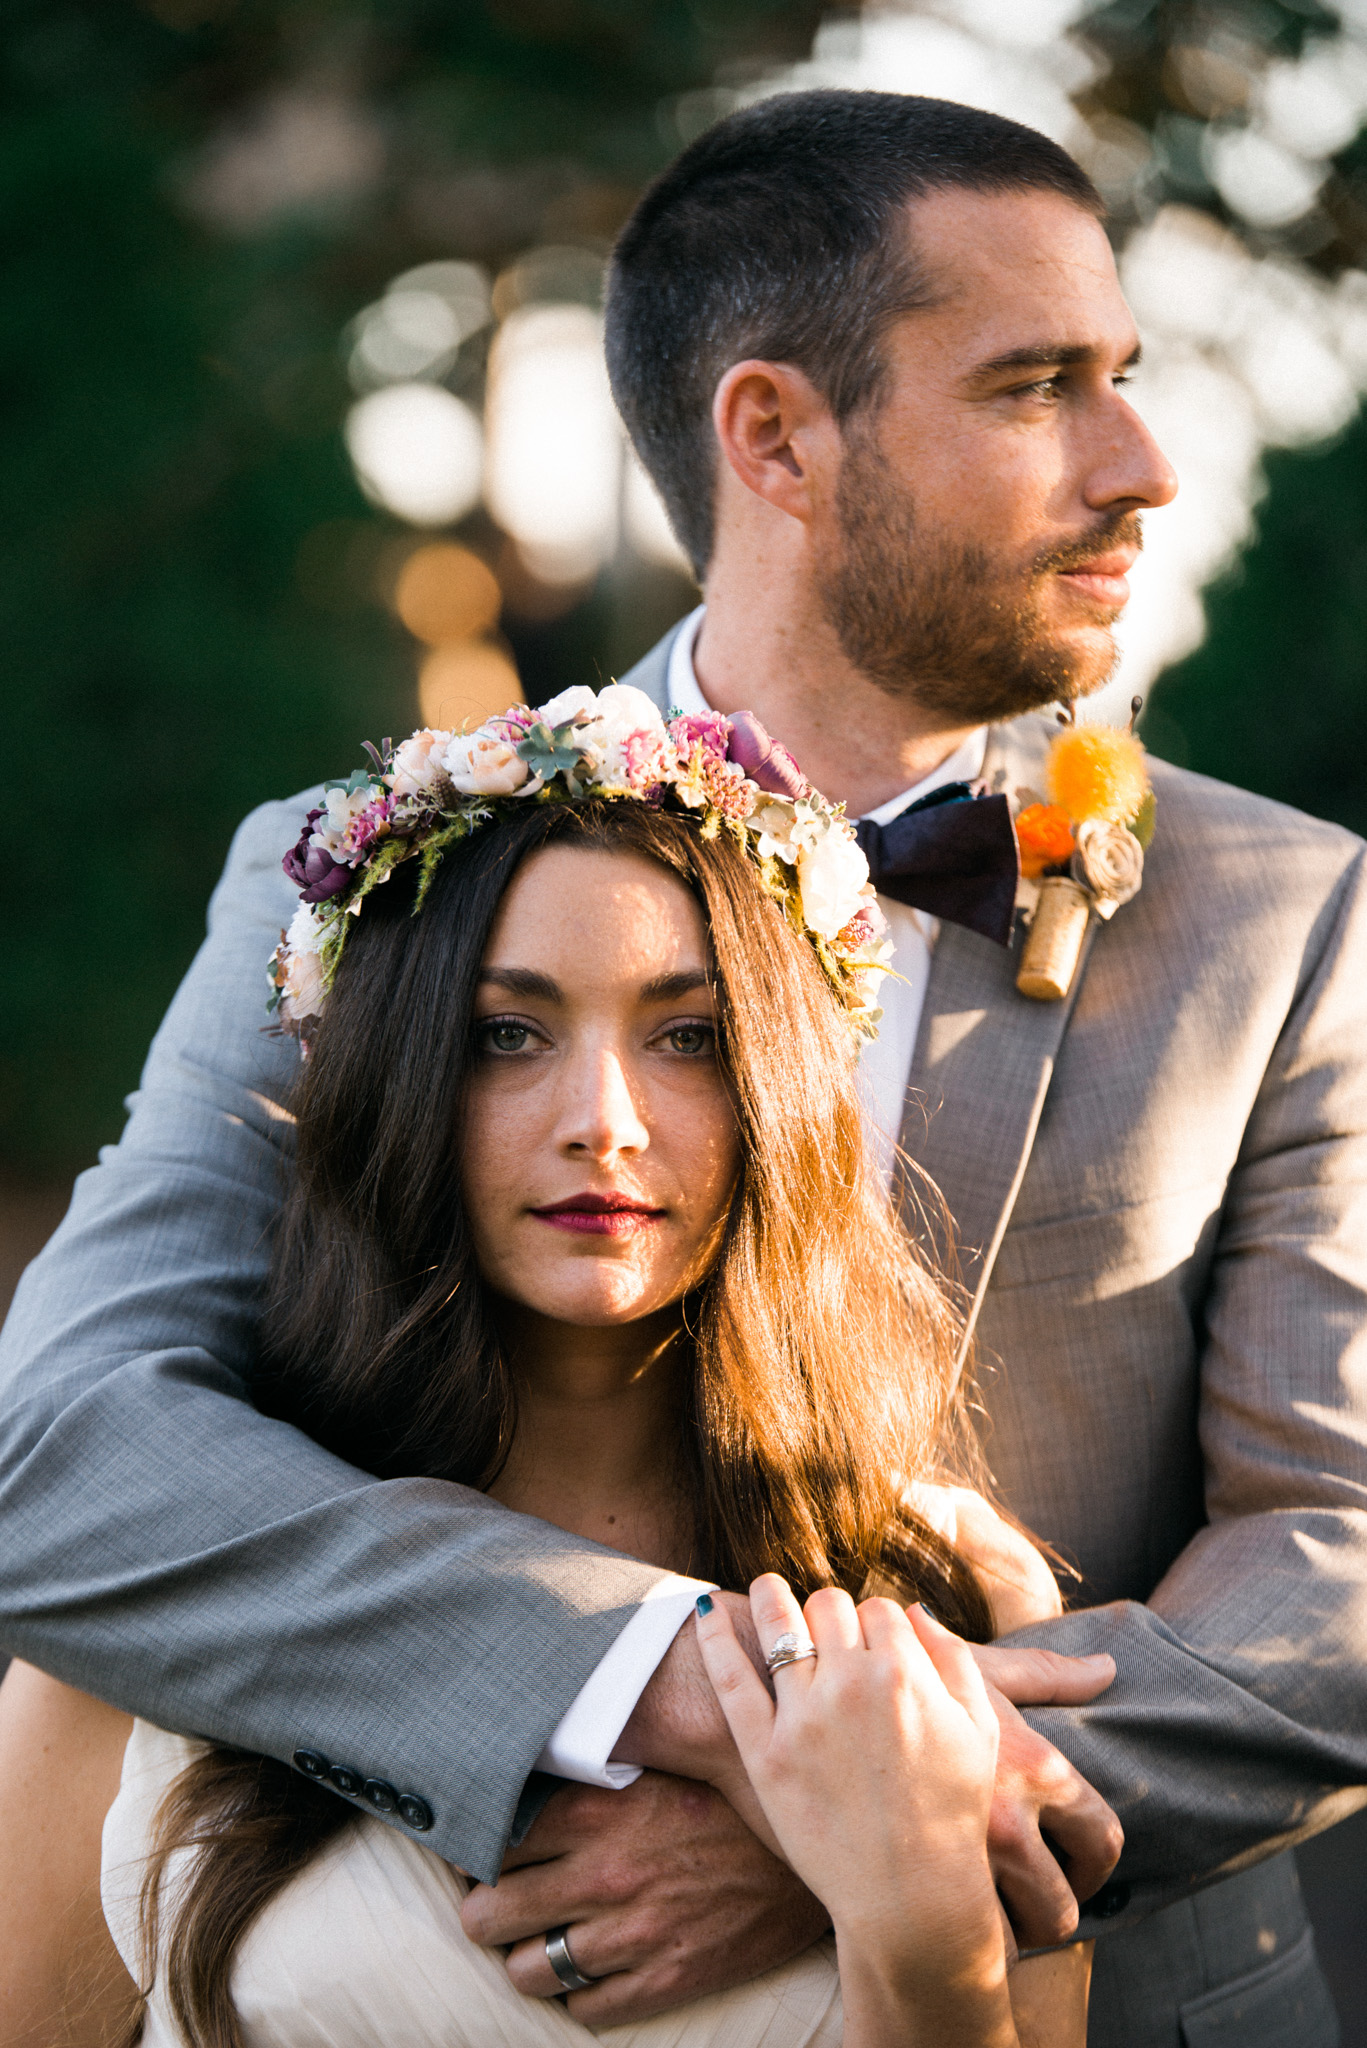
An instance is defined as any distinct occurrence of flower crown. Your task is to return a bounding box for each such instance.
[269,683,892,1045]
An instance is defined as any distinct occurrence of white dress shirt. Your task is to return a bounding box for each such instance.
[535,605,986,1788]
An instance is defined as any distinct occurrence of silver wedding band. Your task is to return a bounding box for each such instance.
[545,1925,596,1992]
[765,1628,818,1674]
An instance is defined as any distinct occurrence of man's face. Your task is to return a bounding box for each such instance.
[814,187,1176,723]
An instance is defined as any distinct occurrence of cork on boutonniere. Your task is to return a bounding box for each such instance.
[1013,701,1155,1002]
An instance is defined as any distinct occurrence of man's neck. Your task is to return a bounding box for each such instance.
[690,581,983,816]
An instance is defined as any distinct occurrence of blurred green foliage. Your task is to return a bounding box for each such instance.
[1147,410,1367,837]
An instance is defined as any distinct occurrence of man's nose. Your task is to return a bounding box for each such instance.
[1084,395,1179,514]
[558,1046,650,1161]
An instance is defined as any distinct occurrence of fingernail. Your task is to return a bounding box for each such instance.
[695,1593,714,1616]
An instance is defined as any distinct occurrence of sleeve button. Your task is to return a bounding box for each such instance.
[397,1792,434,1831]
[292,1749,330,1779]
[328,1763,364,1796]
[363,1779,399,1813]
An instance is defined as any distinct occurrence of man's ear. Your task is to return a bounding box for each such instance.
[711,360,840,526]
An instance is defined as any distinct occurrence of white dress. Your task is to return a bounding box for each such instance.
[102,1722,843,2048]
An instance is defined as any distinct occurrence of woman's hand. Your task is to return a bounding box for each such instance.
[908,1481,1064,1634]
[696,1576,1019,2048]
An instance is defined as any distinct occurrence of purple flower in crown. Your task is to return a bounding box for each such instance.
[669,712,733,761]
[283,809,352,904]
[727,711,807,800]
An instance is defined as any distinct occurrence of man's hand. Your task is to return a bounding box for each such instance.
[973,1642,1125,1947]
[458,1771,830,2025]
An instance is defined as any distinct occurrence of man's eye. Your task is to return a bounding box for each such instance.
[479,1020,532,1054]
[664,1023,715,1057]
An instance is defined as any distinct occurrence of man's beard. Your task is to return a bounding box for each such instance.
[816,425,1143,726]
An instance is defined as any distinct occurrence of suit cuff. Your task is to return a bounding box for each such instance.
[534,1573,715,1788]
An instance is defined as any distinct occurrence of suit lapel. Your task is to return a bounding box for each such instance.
[899,715,1092,1356]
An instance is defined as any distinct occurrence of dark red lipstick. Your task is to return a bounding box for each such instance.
[530,1192,666,1237]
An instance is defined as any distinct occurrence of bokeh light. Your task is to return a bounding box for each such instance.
[418,640,523,730]
[347,262,491,392]
[391,541,521,731]
[344,383,483,526]
[624,449,691,574]
[483,302,621,585]
[395,543,502,644]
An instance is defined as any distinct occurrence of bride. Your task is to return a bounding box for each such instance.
[0,685,1112,2046]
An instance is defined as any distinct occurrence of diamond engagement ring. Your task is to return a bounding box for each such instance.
[765,1629,818,1674]
[545,1925,596,1992]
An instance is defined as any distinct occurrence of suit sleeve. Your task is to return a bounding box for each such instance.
[1013,844,1367,1932]
[0,797,667,1884]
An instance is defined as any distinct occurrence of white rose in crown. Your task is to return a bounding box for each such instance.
[797,825,871,940]
[572,683,671,787]
[444,729,531,796]
[279,904,327,1023]
[535,684,600,729]
[390,728,454,799]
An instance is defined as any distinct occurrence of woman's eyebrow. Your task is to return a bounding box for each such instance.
[639,970,713,1002]
[478,967,562,1001]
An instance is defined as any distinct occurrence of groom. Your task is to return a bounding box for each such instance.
[2,92,1364,2047]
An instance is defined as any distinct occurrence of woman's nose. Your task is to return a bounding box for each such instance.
[557,1047,650,1162]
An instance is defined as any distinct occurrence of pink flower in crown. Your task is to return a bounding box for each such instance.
[622,726,675,793]
[341,793,394,860]
[669,713,732,761]
[833,892,889,952]
[676,738,755,819]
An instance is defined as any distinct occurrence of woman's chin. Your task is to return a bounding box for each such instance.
[517,1271,678,1329]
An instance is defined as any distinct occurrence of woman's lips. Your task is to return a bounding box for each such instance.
[530,1194,667,1237]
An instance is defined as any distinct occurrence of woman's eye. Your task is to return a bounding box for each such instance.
[663,1023,715,1057]
[479,1020,533,1054]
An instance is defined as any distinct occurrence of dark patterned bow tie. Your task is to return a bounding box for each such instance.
[855,782,1020,947]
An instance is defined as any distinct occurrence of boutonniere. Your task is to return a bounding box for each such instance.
[1010,704,1156,1002]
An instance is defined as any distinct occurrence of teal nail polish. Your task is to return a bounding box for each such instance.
[695,1593,714,1616]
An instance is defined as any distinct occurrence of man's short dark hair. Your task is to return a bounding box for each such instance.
[605,90,1104,578]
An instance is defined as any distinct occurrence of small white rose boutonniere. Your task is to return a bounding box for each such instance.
[1011,706,1156,1002]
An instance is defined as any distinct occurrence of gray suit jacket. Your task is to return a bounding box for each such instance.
[1,625,1363,2040]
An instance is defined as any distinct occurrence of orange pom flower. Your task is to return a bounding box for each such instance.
[1047,726,1149,825]
[1015,802,1076,879]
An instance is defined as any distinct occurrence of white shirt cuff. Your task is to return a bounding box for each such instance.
[534,1573,716,1789]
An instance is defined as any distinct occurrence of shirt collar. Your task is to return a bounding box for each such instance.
[665,604,987,823]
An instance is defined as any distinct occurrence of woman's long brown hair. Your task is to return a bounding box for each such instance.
[129,799,992,2046]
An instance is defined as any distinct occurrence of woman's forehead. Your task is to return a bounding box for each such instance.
[483,841,710,985]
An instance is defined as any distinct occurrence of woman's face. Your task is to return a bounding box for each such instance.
[462,843,742,1327]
